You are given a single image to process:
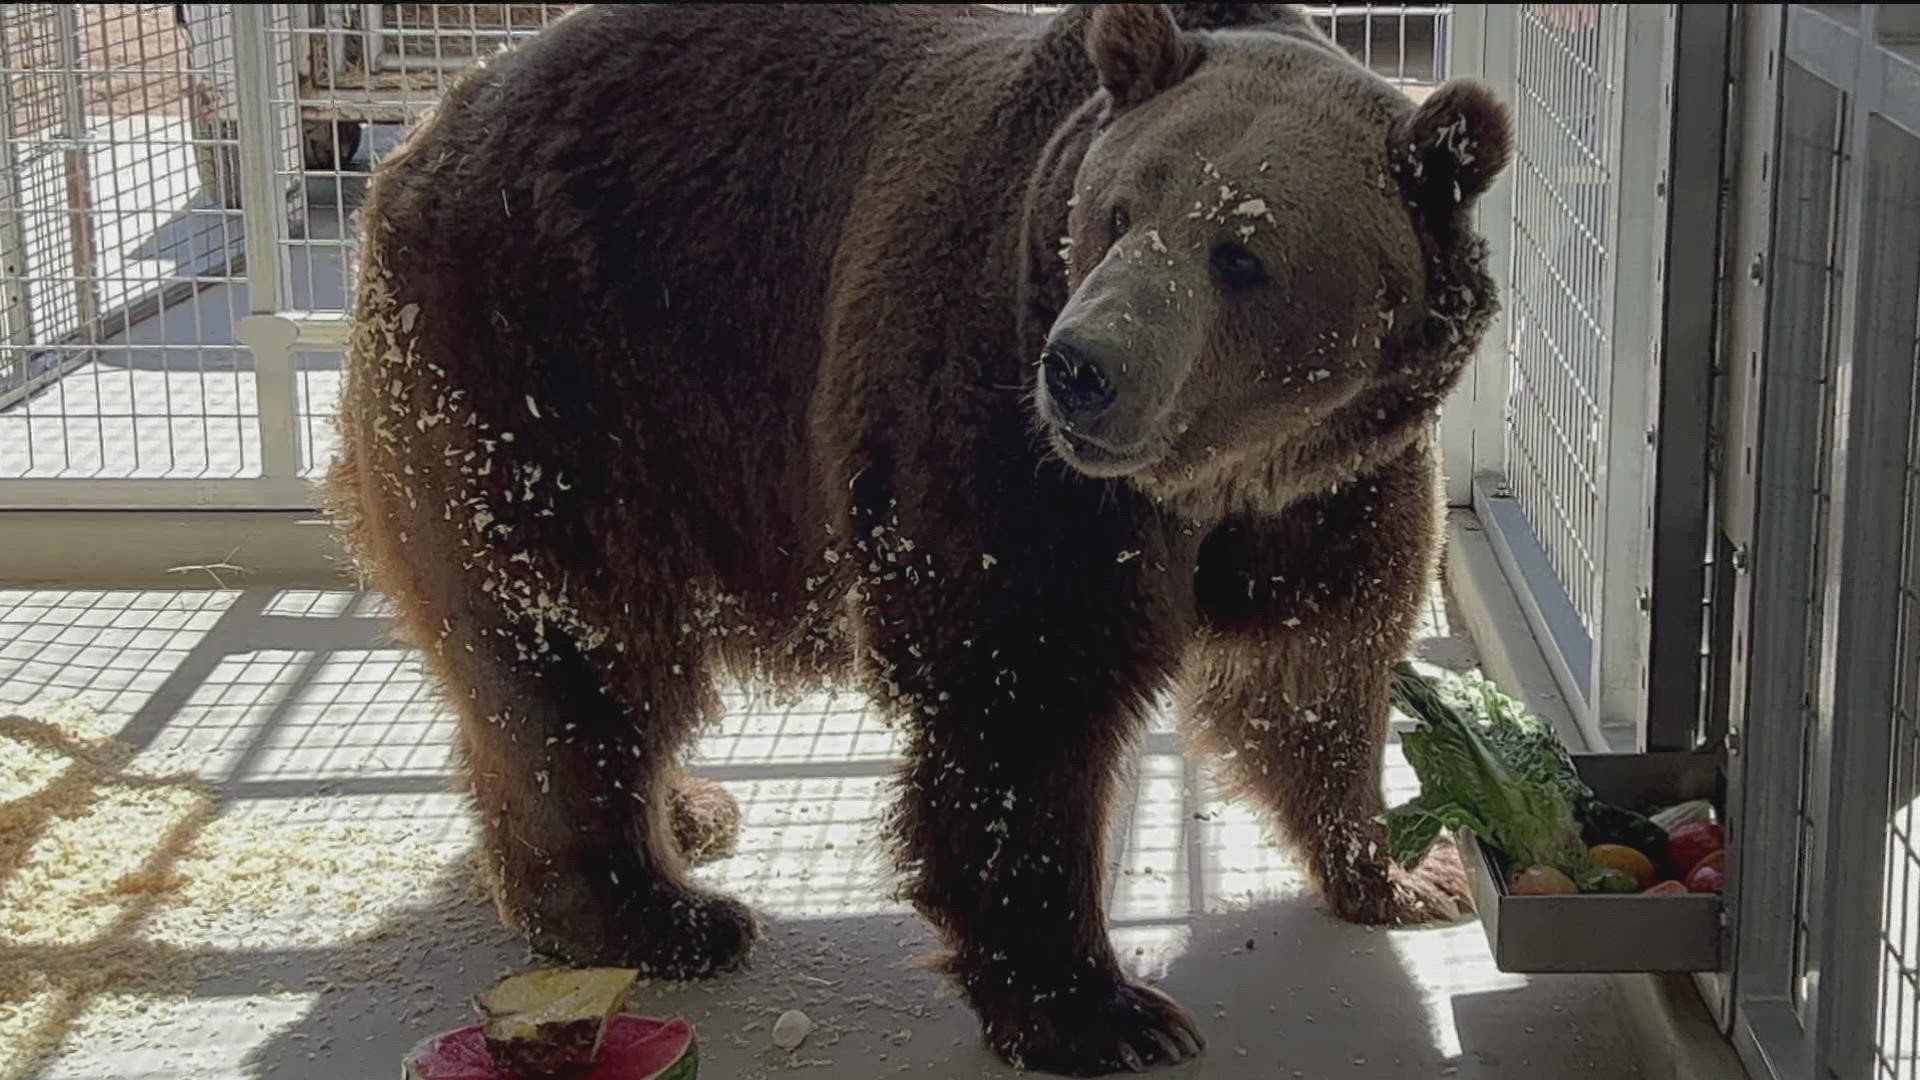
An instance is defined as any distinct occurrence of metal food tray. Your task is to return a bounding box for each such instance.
[1458,751,1727,974]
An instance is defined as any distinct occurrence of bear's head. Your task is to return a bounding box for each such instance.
[1027,4,1512,515]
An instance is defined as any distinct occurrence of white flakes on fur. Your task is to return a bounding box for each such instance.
[346,218,614,671]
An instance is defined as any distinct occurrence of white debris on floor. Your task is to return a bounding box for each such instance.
[0,584,1639,1079]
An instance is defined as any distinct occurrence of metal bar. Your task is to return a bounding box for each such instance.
[236,313,304,484]
[232,4,300,482]
[1811,8,1916,1074]
[1466,3,1517,499]
[1640,4,1733,752]
[1693,9,1763,1030]
[1717,7,1826,1061]
[1588,5,1667,750]
[233,6,290,315]
[281,309,353,349]
[0,475,322,512]
[362,3,389,77]
[53,4,97,334]
[1437,3,1489,506]
[0,18,33,357]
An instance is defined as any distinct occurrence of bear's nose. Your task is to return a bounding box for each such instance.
[1040,340,1116,427]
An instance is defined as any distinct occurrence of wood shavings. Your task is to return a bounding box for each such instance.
[0,698,479,1078]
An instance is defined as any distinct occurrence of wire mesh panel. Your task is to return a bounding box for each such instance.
[1872,117,1920,1080]
[0,4,297,482]
[271,3,1456,482]
[274,3,1452,315]
[0,3,1457,500]
[1313,4,1452,92]
[1499,3,1619,633]
[265,3,576,478]
[1766,62,1848,1023]
[271,4,574,315]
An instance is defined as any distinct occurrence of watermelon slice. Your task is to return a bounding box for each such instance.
[403,1015,697,1079]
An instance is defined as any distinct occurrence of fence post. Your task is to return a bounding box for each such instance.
[1586,5,1669,750]
[230,3,303,485]
[1447,4,1516,508]
[0,21,34,363]
[1713,6,1802,1060]
[1443,4,1497,507]
[1637,5,1733,754]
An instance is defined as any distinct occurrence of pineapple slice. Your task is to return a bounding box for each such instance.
[475,966,640,1074]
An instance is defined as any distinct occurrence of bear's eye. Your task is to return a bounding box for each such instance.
[1109,204,1131,245]
[1211,242,1269,291]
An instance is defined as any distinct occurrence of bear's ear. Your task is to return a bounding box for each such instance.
[1087,4,1200,112]
[1389,78,1514,214]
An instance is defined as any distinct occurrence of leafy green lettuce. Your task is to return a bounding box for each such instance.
[1386,662,1591,876]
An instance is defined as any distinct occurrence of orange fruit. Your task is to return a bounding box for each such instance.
[1588,843,1658,890]
[1644,880,1688,896]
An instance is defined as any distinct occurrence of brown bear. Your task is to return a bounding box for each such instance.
[325,3,1512,1075]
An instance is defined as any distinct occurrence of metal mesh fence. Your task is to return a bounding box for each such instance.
[1767,62,1847,1022]
[269,3,574,479]
[276,3,1452,316]
[1498,3,1617,633]
[1873,117,1920,1080]
[0,3,1454,497]
[0,4,303,482]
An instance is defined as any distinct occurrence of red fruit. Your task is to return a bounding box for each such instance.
[1667,822,1724,877]
[1685,863,1725,895]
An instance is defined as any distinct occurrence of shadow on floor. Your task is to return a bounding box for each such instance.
[0,584,1637,1079]
[230,858,1467,1080]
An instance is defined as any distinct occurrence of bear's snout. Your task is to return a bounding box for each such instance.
[1039,339,1117,429]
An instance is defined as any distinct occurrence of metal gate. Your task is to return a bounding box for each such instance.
[1714,9,1920,1077]
[1447,5,1920,1076]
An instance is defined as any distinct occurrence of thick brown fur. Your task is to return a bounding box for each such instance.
[325,4,1511,1076]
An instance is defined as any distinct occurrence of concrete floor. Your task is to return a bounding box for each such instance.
[0,580,1643,1080]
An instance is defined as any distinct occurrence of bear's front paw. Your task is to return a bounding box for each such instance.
[1319,835,1475,927]
[1390,834,1475,925]
[981,978,1205,1076]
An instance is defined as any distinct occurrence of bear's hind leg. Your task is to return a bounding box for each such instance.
[433,612,758,977]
